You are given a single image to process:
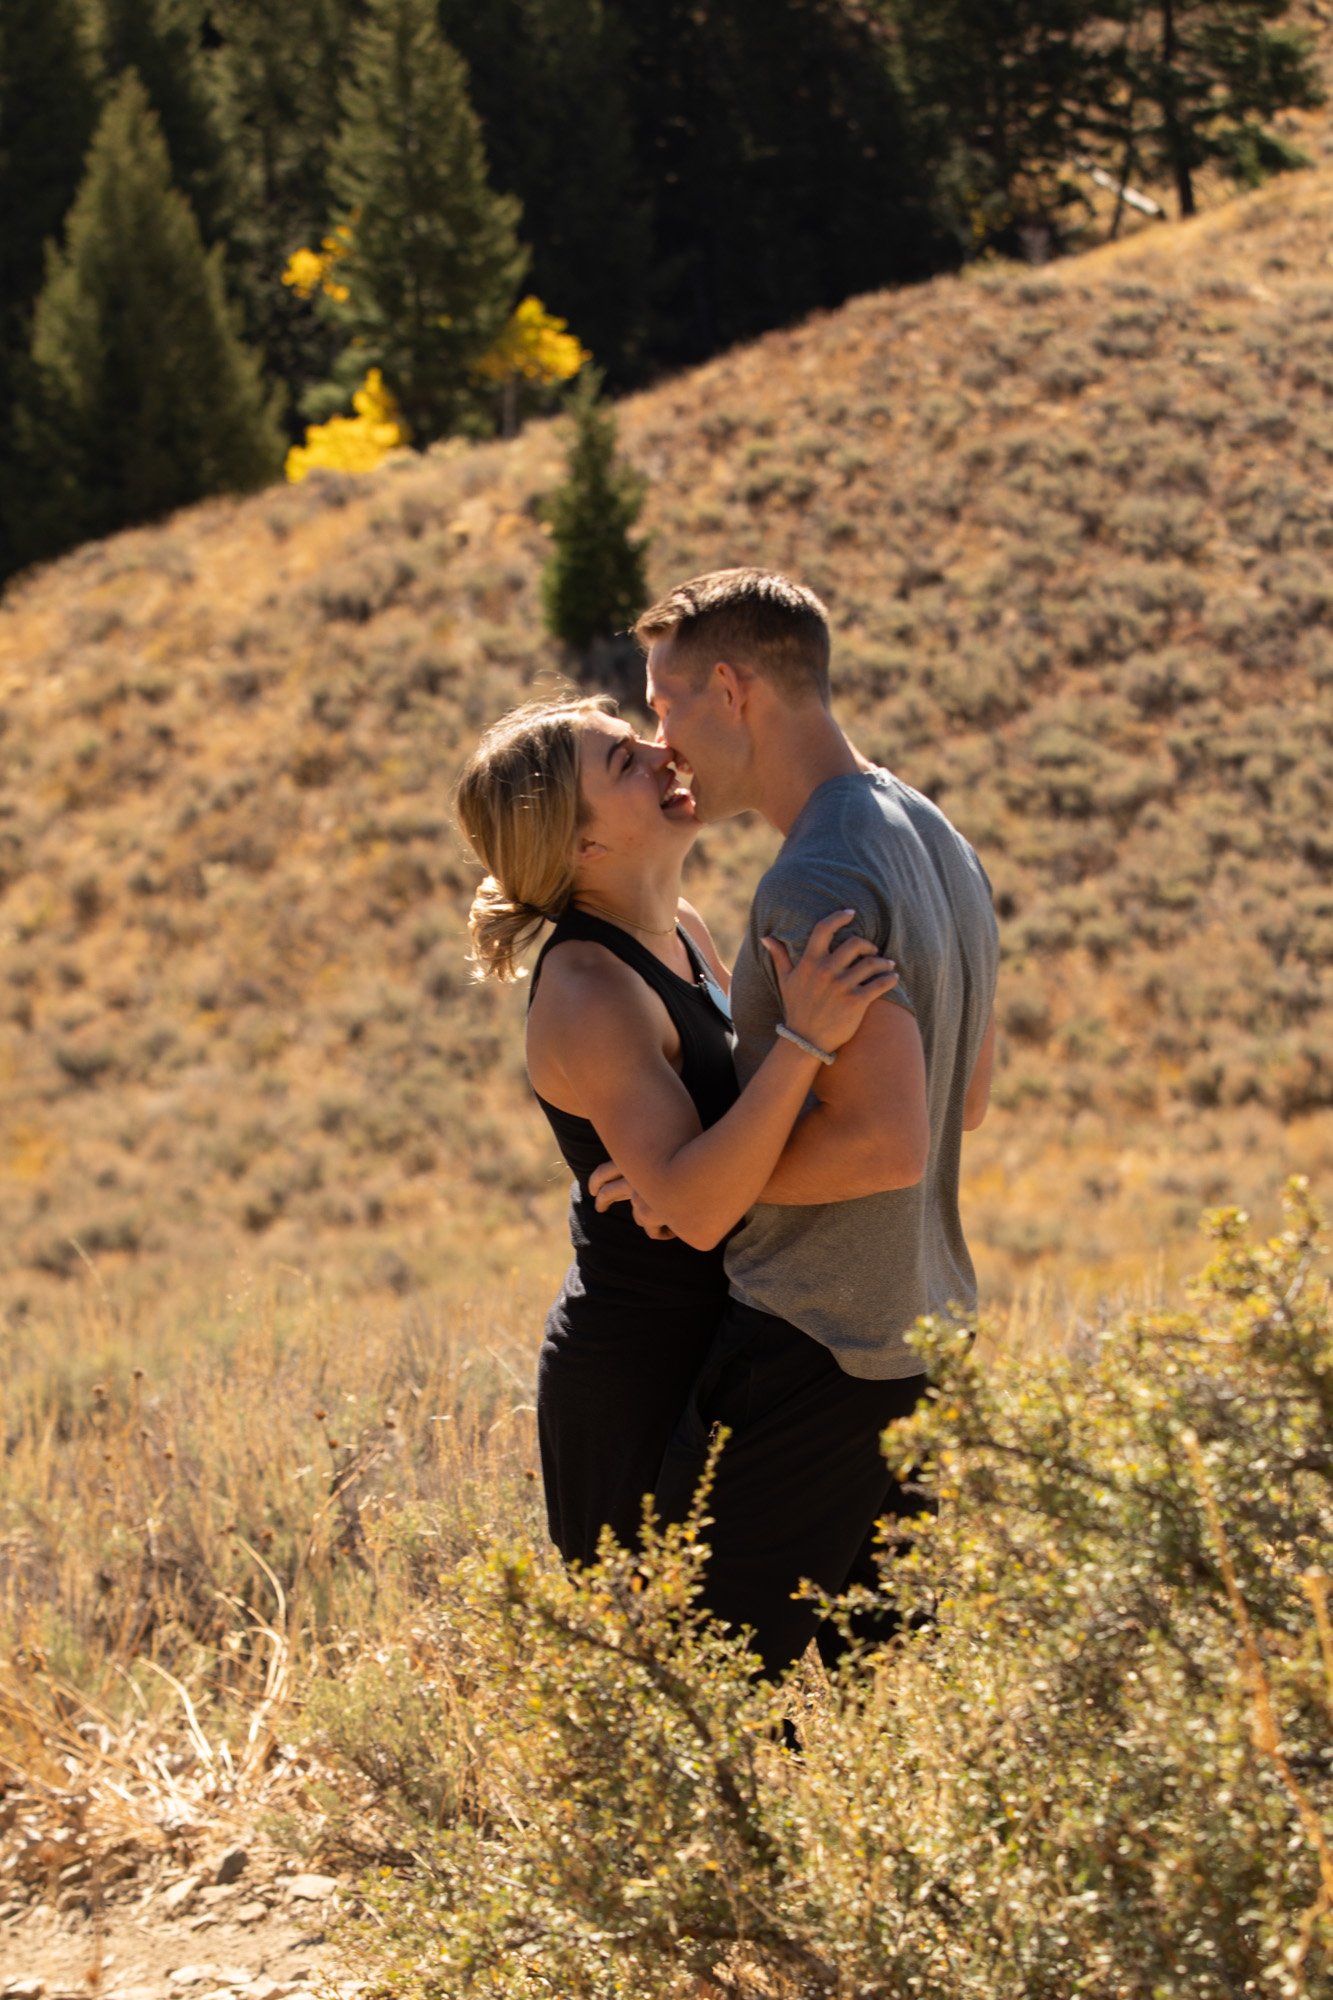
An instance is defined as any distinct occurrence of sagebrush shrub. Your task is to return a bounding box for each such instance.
[321,1182,1332,1999]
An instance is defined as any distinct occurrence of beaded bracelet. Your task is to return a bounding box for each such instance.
[775,1022,837,1066]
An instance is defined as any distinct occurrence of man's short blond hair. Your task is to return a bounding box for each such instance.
[634,568,831,705]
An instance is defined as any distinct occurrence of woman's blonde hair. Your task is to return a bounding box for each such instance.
[454,694,616,981]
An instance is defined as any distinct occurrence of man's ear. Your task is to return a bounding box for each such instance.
[712,659,753,713]
[575,834,610,862]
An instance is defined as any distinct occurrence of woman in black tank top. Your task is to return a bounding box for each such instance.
[455,696,897,1567]
[528,906,737,1561]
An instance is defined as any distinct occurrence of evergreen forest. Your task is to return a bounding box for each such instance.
[0,0,1324,584]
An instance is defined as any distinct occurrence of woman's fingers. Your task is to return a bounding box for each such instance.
[589,1158,677,1234]
[845,956,897,989]
[766,910,861,986]
[769,911,899,1041]
[824,934,897,991]
[634,1203,677,1241]
[794,912,891,980]
[828,930,878,968]
[804,907,857,954]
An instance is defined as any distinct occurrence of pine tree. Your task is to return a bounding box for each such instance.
[209,0,353,426]
[541,373,648,658]
[437,0,651,386]
[0,0,100,322]
[0,0,102,579]
[325,0,527,442]
[614,0,943,371]
[96,0,235,242]
[1111,0,1323,217]
[878,0,1118,255]
[13,71,282,567]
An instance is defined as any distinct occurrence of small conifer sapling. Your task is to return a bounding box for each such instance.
[541,371,648,661]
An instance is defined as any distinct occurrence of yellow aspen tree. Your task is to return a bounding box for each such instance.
[474,294,590,435]
[284,367,407,480]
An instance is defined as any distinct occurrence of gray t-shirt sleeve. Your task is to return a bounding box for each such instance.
[752,856,916,1015]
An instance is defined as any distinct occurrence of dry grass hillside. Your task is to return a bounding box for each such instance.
[2,167,1332,1336]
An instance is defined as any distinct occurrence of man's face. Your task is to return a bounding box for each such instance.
[644,635,748,823]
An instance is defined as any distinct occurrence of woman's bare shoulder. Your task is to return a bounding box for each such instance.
[527,936,675,1106]
[528,937,657,1039]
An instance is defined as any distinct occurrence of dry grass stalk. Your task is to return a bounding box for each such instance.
[1302,1568,1333,1728]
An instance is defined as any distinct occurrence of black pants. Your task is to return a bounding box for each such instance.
[653,1296,931,1679]
[539,1273,726,1569]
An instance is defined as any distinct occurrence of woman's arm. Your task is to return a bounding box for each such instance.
[532,914,896,1252]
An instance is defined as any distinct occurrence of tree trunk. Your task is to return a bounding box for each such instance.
[1110,111,1138,241]
[1160,0,1195,217]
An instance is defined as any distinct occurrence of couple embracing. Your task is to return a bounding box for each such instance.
[456,569,998,1679]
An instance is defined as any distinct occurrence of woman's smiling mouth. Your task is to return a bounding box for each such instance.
[660,759,696,813]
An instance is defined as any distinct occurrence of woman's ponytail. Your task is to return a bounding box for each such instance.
[466,875,551,984]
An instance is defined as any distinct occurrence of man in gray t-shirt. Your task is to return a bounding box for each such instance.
[728,767,997,1377]
[632,568,998,1679]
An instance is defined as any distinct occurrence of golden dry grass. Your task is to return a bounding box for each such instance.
[1,1265,549,1894]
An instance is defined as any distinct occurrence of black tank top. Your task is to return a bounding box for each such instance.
[529,907,739,1303]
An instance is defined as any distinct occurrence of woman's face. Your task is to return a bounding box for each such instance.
[575,712,697,865]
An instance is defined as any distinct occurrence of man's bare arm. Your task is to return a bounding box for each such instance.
[963,1007,996,1131]
[758,1000,929,1206]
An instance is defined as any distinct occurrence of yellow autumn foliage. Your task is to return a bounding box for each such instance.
[284,369,408,483]
[281,222,354,305]
[475,296,590,386]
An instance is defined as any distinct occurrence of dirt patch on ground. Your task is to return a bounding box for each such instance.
[1,1846,357,2000]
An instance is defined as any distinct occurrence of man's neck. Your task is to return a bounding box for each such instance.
[751,707,868,836]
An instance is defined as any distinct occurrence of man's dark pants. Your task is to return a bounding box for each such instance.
[653,1297,931,1679]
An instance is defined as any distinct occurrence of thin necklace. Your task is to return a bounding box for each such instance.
[572,896,679,938]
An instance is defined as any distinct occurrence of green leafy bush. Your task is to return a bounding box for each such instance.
[318,1182,1332,1999]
